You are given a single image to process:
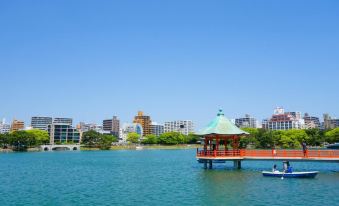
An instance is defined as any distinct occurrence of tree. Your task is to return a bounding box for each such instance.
[158,132,186,145]
[127,132,140,144]
[98,135,117,150]
[9,131,35,151]
[26,129,49,146]
[305,129,323,146]
[240,128,259,149]
[82,130,101,148]
[255,129,275,149]
[0,134,9,149]
[186,133,199,144]
[276,130,308,149]
[142,134,158,144]
[325,128,339,144]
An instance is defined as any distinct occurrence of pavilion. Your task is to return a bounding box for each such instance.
[197,109,249,169]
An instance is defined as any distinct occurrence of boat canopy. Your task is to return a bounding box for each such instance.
[197,109,249,136]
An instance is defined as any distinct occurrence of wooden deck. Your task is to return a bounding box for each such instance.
[196,149,339,162]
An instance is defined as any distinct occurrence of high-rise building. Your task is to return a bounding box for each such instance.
[234,114,259,128]
[262,107,305,130]
[164,120,194,135]
[323,114,339,129]
[151,122,164,136]
[103,116,120,137]
[11,119,25,132]
[133,111,152,136]
[31,117,53,131]
[0,119,10,134]
[48,123,81,144]
[303,113,321,129]
[53,118,73,126]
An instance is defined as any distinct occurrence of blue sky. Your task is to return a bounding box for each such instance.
[0,0,338,128]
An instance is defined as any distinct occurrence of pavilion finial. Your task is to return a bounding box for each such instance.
[217,109,224,116]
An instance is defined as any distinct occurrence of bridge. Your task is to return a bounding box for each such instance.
[41,144,80,151]
[196,149,339,169]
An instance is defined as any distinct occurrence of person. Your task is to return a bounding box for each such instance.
[272,164,279,173]
[272,146,277,156]
[287,165,293,173]
[302,142,308,157]
[283,161,290,173]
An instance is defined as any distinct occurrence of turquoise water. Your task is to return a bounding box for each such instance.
[0,150,338,206]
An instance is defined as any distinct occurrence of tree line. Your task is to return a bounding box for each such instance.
[127,132,199,145]
[0,130,49,151]
[1,128,338,151]
[240,128,339,149]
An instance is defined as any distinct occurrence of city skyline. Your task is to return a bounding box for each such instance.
[1,1,338,129]
[0,107,337,130]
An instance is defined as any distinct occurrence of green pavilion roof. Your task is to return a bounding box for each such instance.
[198,109,249,136]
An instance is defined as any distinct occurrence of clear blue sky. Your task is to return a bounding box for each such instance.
[0,0,338,128]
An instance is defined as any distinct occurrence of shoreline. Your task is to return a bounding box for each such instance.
[0,144,202,153]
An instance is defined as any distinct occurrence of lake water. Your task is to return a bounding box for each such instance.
[0,150,338,206]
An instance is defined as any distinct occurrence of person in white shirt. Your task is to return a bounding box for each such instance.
[272,164,279,173]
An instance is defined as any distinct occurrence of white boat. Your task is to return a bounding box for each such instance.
[136,146,143,150]
[262,171,319,178]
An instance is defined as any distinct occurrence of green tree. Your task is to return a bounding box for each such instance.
[26,129,49,146]
[255,129,275,149]
[82,130,101,147]
[276,130,308,149]
[186,133,199,144]
[98,135,116,150]
[142,134,158,144]
[127,132,140,144]
[240,128,259,149]
[325,128,339,144]
[9,131,35,151]
[0,133,9,148]
[305,129,323,146]
[158,132,186,145]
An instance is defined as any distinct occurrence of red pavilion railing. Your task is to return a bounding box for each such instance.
[196,149,339,159]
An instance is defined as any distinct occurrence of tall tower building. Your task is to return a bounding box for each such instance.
[103,116,120,137]
[133,111,152,136]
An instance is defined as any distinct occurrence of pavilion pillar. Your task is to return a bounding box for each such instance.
[232,135,236,156]
[209,160,213,169]
[224,137,227,150]
[233,160,241,169]
[204,138,207,155]
[204,160,207,169]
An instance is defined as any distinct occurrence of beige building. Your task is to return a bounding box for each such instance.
[133,111,152,136]
[11,119,25,131]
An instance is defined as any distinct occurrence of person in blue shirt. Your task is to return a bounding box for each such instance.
[287,165,293,173]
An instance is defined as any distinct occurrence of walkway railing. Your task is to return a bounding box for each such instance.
[197,149,339,159]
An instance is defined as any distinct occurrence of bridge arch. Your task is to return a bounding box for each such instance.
[52,146,71,151]
[41,145,80,152]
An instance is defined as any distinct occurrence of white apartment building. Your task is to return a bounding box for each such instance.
[164,120,194,135]
[0,119,10,134]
